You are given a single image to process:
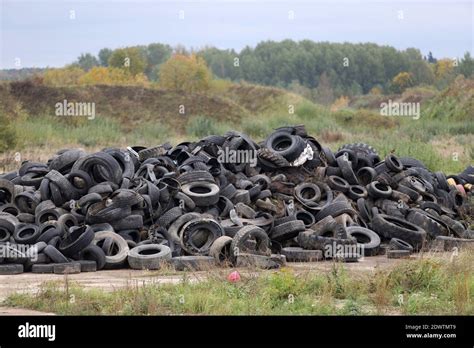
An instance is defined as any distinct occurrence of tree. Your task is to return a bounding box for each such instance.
[434,58,456,80]
[313,72,334,105]
[427,51,437,63]
[98,48,113,66]
[145,43,172,79]
[457,52,474,78]
[43,67,85,86]
[108,47,147,76]
[78,67,148,86]
[158,54,212,92]
[73,53,99,71]
[391,72,414,93]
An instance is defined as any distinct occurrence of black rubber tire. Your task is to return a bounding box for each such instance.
[257,148,290,168]
[336,155,359,185]
[37,222,63,243]
[367,181,393,199]
[294,183,321,204]
[72,152,123,185]
[399,157,426,169]
[220,184,237,199]
[297,231,357,253]
[209,236,233,265]
[281,247,323,262]
[158,207,183,229]
[49,149,86,174]
[14,191,40,214]
[327,175,350,192]
[13,224,41,244]
[43,245,69,263]
[0,178,15,204]
[180,218,224,255]
[16,213,35,223]
[78,260,97,272]
[356,167,377,186]
[347,185,368,200]
[356,198,372,222]
[128,244,172,270]
[315,200,355,221]
[57,213,78,234]
[178,170,215,185]
[265,131,306,162]
[439,215,467,238]
[271,220,306,242]
[67,170,92,195]
[406,210,446,239]
[346,226,381,256]
[181,182,220,207]
[0,264,24,275]
[338,143,379,157]
[311,216,347,238]
[295,210,316,228]
[397,184,420,202]
[388,238,414,252]
[231,225,271,258]
[78,244,106,270]
[385,154,403,172]
[434,171,449,191]
[58,225,94,257]
[321,147,337,166]
[111,215,143,231]
[371,214,427,250]
[92,231,129,267]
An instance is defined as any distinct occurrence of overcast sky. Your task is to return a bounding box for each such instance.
[0,0,472,69]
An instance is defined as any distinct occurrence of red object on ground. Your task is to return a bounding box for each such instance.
[456,184,466,196]
[228,271,241,282]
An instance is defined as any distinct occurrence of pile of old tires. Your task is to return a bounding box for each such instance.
[0,125,472,274]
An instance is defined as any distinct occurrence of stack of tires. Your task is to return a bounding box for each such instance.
[0,126,472,274]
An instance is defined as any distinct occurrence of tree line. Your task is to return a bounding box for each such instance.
[75,40,473,94]
[3,40,471,101]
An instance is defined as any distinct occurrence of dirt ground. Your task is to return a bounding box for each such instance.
[0,253,438,315]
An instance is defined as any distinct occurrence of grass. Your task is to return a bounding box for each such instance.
[4,251,473,315]
[1,81,472,175]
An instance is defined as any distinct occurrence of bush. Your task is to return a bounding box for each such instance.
[0,112,17,152]
[159,54,212,93]
[186,115,226,138]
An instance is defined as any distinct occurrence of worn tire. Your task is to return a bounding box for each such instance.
[371,214,426,250]
[128,244,172,270]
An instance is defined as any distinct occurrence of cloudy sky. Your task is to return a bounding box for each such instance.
[0,0,472,69]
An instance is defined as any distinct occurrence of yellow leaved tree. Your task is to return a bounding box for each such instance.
[158,54,212,92]
[43,67,85,86]
[392,72,414,93]
[78,67,148,86]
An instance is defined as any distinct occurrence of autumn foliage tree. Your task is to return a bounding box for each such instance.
[78,67,148,86]
[158,54,212,92]
[43,67,85,86]
[108,47,147,76]
[391,72,414,93]
[434,59,455,80]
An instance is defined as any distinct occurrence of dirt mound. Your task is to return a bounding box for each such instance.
[3,82,249,130]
